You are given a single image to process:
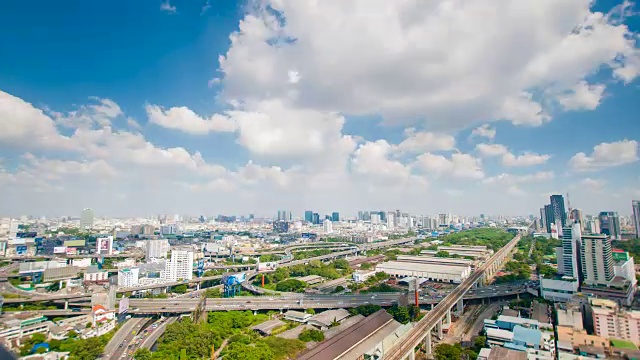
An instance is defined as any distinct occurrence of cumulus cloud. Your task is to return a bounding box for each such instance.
[218,0,639,129]
[160,0,176,13]
[556,81,606,111]
[393,129,456,153]
[569,139,639,171]
[483,171,555,186]
[413,153,484,179]
[581,178,606,190]
[146,104,237,134]
[470,124,496,141]
[476,143,551,167]
[352,140,412,183]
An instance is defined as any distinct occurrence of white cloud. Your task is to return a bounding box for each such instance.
[569,139,638,171]
[393,129,455,153]
[127,117,142,131]
[0,90,72,150]
[483,171,555,186]
[414,153,484,179]
[476,143,550,167]
[557,81,606,111]
[581,178,606,190]
[219,1,639,129]
[230,100,356,160]
[352,140,412,183]
[160,1,176,13]
[470,124,496,141]
[146,104,237,134]
[48,97,122,129]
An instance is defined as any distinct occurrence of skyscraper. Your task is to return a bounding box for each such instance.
[633,200,640,238]
[323,219,333,234]
[80,208,94,229]
[304,210,313,223]
[544,204,554,234]
[581,234,614,285]
[540,207,547,232]
[571,208,584,228]
[562,222,582,283]
[550,194,567,233]
[331,212,339,222]
[312,213,320,225]
[146,239,169,260]
[599,211,621,240]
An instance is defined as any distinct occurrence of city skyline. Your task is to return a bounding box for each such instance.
[1,1,639,216]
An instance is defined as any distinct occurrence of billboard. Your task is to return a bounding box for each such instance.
[53,246,67,254]
[96,236,113,255]
[16,245,27,255]
[118,297,129,315]
[66,247,77,255]
[64,239,85,247]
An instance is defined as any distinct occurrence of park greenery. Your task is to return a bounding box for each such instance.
[254,259,352,290]
[298,328,325,342]
[439,228,513,251]
[349,271,390,292]
[18,327,113,359]
[359,262,373,270]
[433,336,486,360]
[293,249,334,260]
[612,239,640,260]
[152,311,306,360]
[258,254,281,262]
[349,304,420,324]
[275,279,307,292]
[494,260,531,284]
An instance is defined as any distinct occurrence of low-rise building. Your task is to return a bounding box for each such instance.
[307,309,350,330]
[0,314,50,341]
[539,277,580,302]
[284,310,312,323]
[589,298,640,344]
[556,326,609,355]
[352,270,376,283]
[83,265,109,284]
[375,261,470,283]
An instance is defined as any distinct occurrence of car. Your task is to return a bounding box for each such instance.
[118,344,123,348]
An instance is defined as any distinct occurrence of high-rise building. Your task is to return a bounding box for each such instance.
[323,219,333,234]
[550,195,567,234]
[543,204,554,234]
[632,200,640,238]
[590,299,640,343]
[395,210,401,227]
[438,213,449,227]
[357,211,364,221]
[117,267,139,287]
[312,213,320,225]
[80,208,94,229]
[386,213,395,230]
[540,207,547,232]
[599,211,621,240]
[571,209,584,228]
[163,249,194,282]
[562,222,582,283]
[331,212,340,222]
[146,239,169,260]
[304,211,313,223]
[371,213,381,224]
[581,234,614,285]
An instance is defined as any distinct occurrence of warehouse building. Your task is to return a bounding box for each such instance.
[396,255,475,268]
[375,261,471,283]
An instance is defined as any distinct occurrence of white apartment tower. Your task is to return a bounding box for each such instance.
[117,267,139,287]
[323,219,333,234]
[163,249,194,282]
[146,239,170,260]
[581,234,614,285]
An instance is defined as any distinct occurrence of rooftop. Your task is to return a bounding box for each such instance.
[307,309,350,327]
[251,319,285,336]
[376,261,470,275]
[487,347,527,360]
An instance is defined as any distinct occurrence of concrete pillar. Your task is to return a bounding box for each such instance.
[424,334,432,355]
[64,301,68,310]
[446,309,451,324]
[457,298,464,315]
[196,283,201,291]
[436,319,443,339]
[405,350,415,360]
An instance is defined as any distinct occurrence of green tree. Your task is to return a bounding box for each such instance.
[332,259,350,269]
[173,284,188,294]
[205,288,223,298]
[360,262,372,270]
[434,343,463,360]
[134,348,153,360]
[69,336,105,360]
[435,251,450,258]
[275,279,307,292]
[298,329,325,342]
[306,308,315,315]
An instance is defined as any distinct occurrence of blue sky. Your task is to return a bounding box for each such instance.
[0,0,639,218]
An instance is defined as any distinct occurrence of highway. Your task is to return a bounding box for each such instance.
[384,233,521,360]
[103,317,151,360]
[126,293,401,314]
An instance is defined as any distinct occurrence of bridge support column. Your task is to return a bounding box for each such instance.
[64,301,68,310]
[436,319,443,340]
[446,309,451,325]
[253,311,257,316]
[424,334,432,355]
[196,283,200,291]
[457,299,464,315]
[405,349,415,360]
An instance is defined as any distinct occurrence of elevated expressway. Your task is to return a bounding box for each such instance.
[384,233,521,359]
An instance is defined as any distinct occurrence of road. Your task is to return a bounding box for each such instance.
[464,303,502,342]
[384,233,521,360]
[103,317,151,360]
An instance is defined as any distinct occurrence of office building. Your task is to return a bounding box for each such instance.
[371,213,381,224]
[539,207,547,233]
[438,213,449,227]
[160,224,179,235]
[581,234,614,285]
[632,200,640,238]
[570,209,583,227]
[561,222,582,282]
[550,194,567,234]
[386,213,395,230]
[599,211,621,240]
[331,212,339,222]
[163,249,194,282]
[277,210,292,222]
[80,208,94,229]
[585,218,600,234]
[323,219,333,234]
[146,239,169,260]
[312,213,320,225]
[543,204,554,234]
[304,210,313,223]
[117,267,139,287]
